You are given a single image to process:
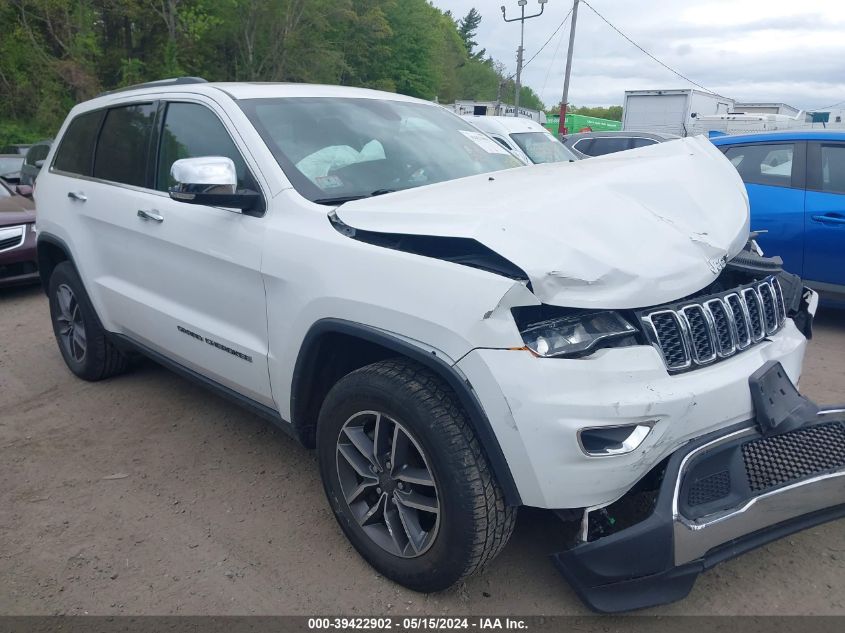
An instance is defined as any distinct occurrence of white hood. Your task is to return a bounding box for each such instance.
[336,136,750,309]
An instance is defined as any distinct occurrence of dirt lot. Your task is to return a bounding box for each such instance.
[2,284,844,616]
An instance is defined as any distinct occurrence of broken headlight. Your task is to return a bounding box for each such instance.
[518,311,637,358]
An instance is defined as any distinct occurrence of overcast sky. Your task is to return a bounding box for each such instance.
[431,0,845,110]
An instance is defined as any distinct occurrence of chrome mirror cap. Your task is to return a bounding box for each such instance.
[170,156,237,194]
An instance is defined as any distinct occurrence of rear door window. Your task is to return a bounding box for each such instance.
[818,144,845,194]
[722,143,795,188]
[93,103,157,187]
[25,144,49,166]
[576,137,631,156]
[52,110,105,176]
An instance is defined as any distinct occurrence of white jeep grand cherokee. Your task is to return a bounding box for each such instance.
[35,78,842,612]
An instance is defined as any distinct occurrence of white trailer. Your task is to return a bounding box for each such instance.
[450,100,545,123]
[622,89,734,136]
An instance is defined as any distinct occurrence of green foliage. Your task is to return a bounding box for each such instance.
[568,105,624,121]
[0,121,49,149]
[457,7,486,60]
[0,1,549,143]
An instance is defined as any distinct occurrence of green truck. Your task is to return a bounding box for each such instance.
[544,113,621,136]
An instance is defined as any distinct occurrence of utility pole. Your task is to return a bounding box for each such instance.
[501,0,548,116]
[559,0,579,135]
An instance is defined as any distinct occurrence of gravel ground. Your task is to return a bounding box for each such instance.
[1,284,844,616]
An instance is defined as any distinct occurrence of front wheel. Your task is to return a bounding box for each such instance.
[317,359,516,592]
[48,261,128,381]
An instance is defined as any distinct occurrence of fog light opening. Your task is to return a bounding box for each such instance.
[577,422,655,457]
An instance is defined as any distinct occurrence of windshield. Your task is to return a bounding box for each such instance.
[239,98,522,204]
[0,156,24,176]
[510,132,576,164]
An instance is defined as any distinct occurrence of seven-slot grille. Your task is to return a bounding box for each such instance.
[641,277,787,372]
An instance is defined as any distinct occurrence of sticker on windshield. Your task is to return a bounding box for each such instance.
[459,130,511,155]
[315,175,344,189]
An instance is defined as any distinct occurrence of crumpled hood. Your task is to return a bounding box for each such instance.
[336,136,750,309]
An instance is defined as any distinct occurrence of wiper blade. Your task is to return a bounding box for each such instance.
[314,189,398,206]
[313,195,369,205]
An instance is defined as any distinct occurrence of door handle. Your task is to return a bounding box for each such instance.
[67,191,87,202]
[137,209,164,223]
[811,214,845,226]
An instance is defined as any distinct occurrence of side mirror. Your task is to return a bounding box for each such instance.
[168,156,261,212]
[15,184,33,197]
[35,159,45,168]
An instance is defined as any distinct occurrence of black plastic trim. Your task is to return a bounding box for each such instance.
[36,232,76,293]
[552,365,844,613]
[291,318,522,506]
[110,333,293,437]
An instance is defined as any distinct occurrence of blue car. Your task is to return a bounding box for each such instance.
[711,130,845,299]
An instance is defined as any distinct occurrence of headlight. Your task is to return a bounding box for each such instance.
[519,311,637,357]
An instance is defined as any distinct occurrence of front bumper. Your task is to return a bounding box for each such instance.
[554,361,845,612]
[0,223,38,287]
[457,318,810,509]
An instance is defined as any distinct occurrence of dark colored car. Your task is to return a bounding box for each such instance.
[711,129,845,300]
[20,140,52,185]
[0,154,25,184]
[0,179,38,287]
[0,143,32,155]
[561,130,679,158]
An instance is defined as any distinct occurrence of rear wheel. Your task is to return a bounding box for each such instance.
[317,358,516,592]
[48,261,128,381]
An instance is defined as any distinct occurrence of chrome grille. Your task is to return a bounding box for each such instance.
[0,225,26,253]
[641,277,787,373]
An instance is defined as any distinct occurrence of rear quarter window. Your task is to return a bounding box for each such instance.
[52,110,105,176]
[630,137,658,149]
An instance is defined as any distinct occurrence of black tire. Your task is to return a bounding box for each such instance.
[317,358,516,592]
[48,261,128,381]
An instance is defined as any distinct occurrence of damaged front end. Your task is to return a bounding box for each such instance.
[554,360,845,613]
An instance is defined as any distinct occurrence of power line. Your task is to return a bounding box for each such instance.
[808,99,845,111]
[522,8,574,71]
[581,0,715,94]
[502,8,572,82]
[541,17,570,98]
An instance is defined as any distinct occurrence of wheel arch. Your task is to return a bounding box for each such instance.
[290,318,522,506]
[36,232,74,294]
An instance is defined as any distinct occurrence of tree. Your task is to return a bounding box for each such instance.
[566,105,624,121]
[0,0,553,142]
[457,7,485,60]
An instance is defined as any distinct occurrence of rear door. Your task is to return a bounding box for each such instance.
[720,142,806,275]
[804,141,845,289]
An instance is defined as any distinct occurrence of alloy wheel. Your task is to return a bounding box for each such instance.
[336,411,440,558]
[55,283,87,362]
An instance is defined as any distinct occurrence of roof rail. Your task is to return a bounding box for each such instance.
[98,77,208,97]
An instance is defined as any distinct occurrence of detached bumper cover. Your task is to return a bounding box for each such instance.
[554,360,845,613]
